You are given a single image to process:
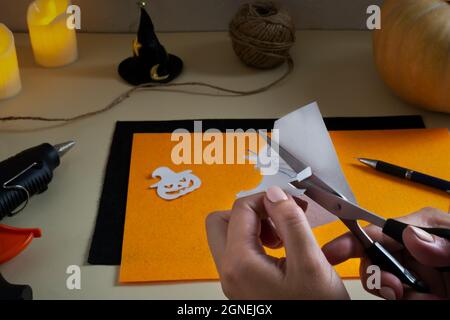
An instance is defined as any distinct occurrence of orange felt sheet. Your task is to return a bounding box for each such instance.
[120,129,450,283]
[120,133,262,283]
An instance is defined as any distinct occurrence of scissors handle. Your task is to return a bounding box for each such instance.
[366,242,429,293]
[383,219,450,245]
[383,219,450,272]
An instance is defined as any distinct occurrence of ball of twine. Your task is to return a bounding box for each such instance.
[229,1,296,69]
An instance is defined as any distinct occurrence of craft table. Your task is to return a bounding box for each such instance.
[0,31,448,300]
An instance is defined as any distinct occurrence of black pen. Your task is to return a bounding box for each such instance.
[358,158,450,194]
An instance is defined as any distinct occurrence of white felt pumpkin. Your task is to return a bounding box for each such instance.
[150,167,201,200]
[373,0,450,113]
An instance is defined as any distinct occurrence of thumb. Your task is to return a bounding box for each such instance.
[263,186,322,269]
[403,226,450,268]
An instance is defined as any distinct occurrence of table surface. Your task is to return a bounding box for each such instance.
[0,31,448,300]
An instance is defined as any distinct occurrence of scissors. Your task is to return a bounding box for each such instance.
[262,134,450,293]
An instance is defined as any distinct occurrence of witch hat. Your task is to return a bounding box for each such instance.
[118,3,183,85]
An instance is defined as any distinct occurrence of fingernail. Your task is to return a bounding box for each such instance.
[411,226,434,243]
[379,287,396,300]
[266,186,288,203]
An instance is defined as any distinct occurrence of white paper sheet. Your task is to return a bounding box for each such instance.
[238,102,356,228]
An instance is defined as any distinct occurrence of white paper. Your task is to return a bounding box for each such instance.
[274,102,356,203]
[237,166,312,198]
[150,167,201,200]
[238,102,356,228]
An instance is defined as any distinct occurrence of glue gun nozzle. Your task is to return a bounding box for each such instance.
[54,141,76,158]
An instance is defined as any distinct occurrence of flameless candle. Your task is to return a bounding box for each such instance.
[27,0,78,67]
[0,24,22,100]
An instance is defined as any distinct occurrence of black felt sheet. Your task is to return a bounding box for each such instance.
[88,116,425,265]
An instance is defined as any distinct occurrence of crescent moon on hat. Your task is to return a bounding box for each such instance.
[150,64,170,81]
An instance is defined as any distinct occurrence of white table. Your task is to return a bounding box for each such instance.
[0,31,448,299]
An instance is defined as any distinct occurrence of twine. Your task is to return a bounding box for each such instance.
[0,60,293,132]
[230,1,295,69]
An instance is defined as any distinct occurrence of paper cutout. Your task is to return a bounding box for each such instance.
[242,102,359,229]
[242,102,356,228]
[275,102,356,201]
[150,167,201,200]
[237,146,312,198]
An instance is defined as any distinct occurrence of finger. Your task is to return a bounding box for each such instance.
[219,194,288,298]
[260,218,283,249]
[359,257,404,300]
[360,250,446,299]
[322,224,389,265]
[263,186,322,269]
[206,211,231,272]
[400,251,447,297]
[403,226,450,268]
[259,198,308,250]
[322,232,365,265]
[226,193,267,254]
[322,218,407,266]
[398,207,450,228]
[293,197,308,212]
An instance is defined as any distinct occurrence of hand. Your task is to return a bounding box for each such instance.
[323,207,450,300]
[206,186,349,300]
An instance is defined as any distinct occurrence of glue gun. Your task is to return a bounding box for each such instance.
[0,141,75,220]
[0,273,32,300]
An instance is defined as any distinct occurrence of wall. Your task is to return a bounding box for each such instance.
[0,0,383,32]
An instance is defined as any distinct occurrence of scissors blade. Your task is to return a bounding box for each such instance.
[260,133,308,173]
[260,133,348,200]
[259,133,386,227]
[294,179,386,228]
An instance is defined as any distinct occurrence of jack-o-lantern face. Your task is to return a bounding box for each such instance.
[150,167,201,200]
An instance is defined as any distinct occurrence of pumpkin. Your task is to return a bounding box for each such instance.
[150,167,201,200]
[373,0,450,113]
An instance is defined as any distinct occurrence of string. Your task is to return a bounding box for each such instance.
[0,58,293,132]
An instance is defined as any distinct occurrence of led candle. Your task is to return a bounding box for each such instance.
[27,0,78,67]
[0,24,22,100]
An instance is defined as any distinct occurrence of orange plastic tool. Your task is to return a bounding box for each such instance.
[0,225,42,265]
